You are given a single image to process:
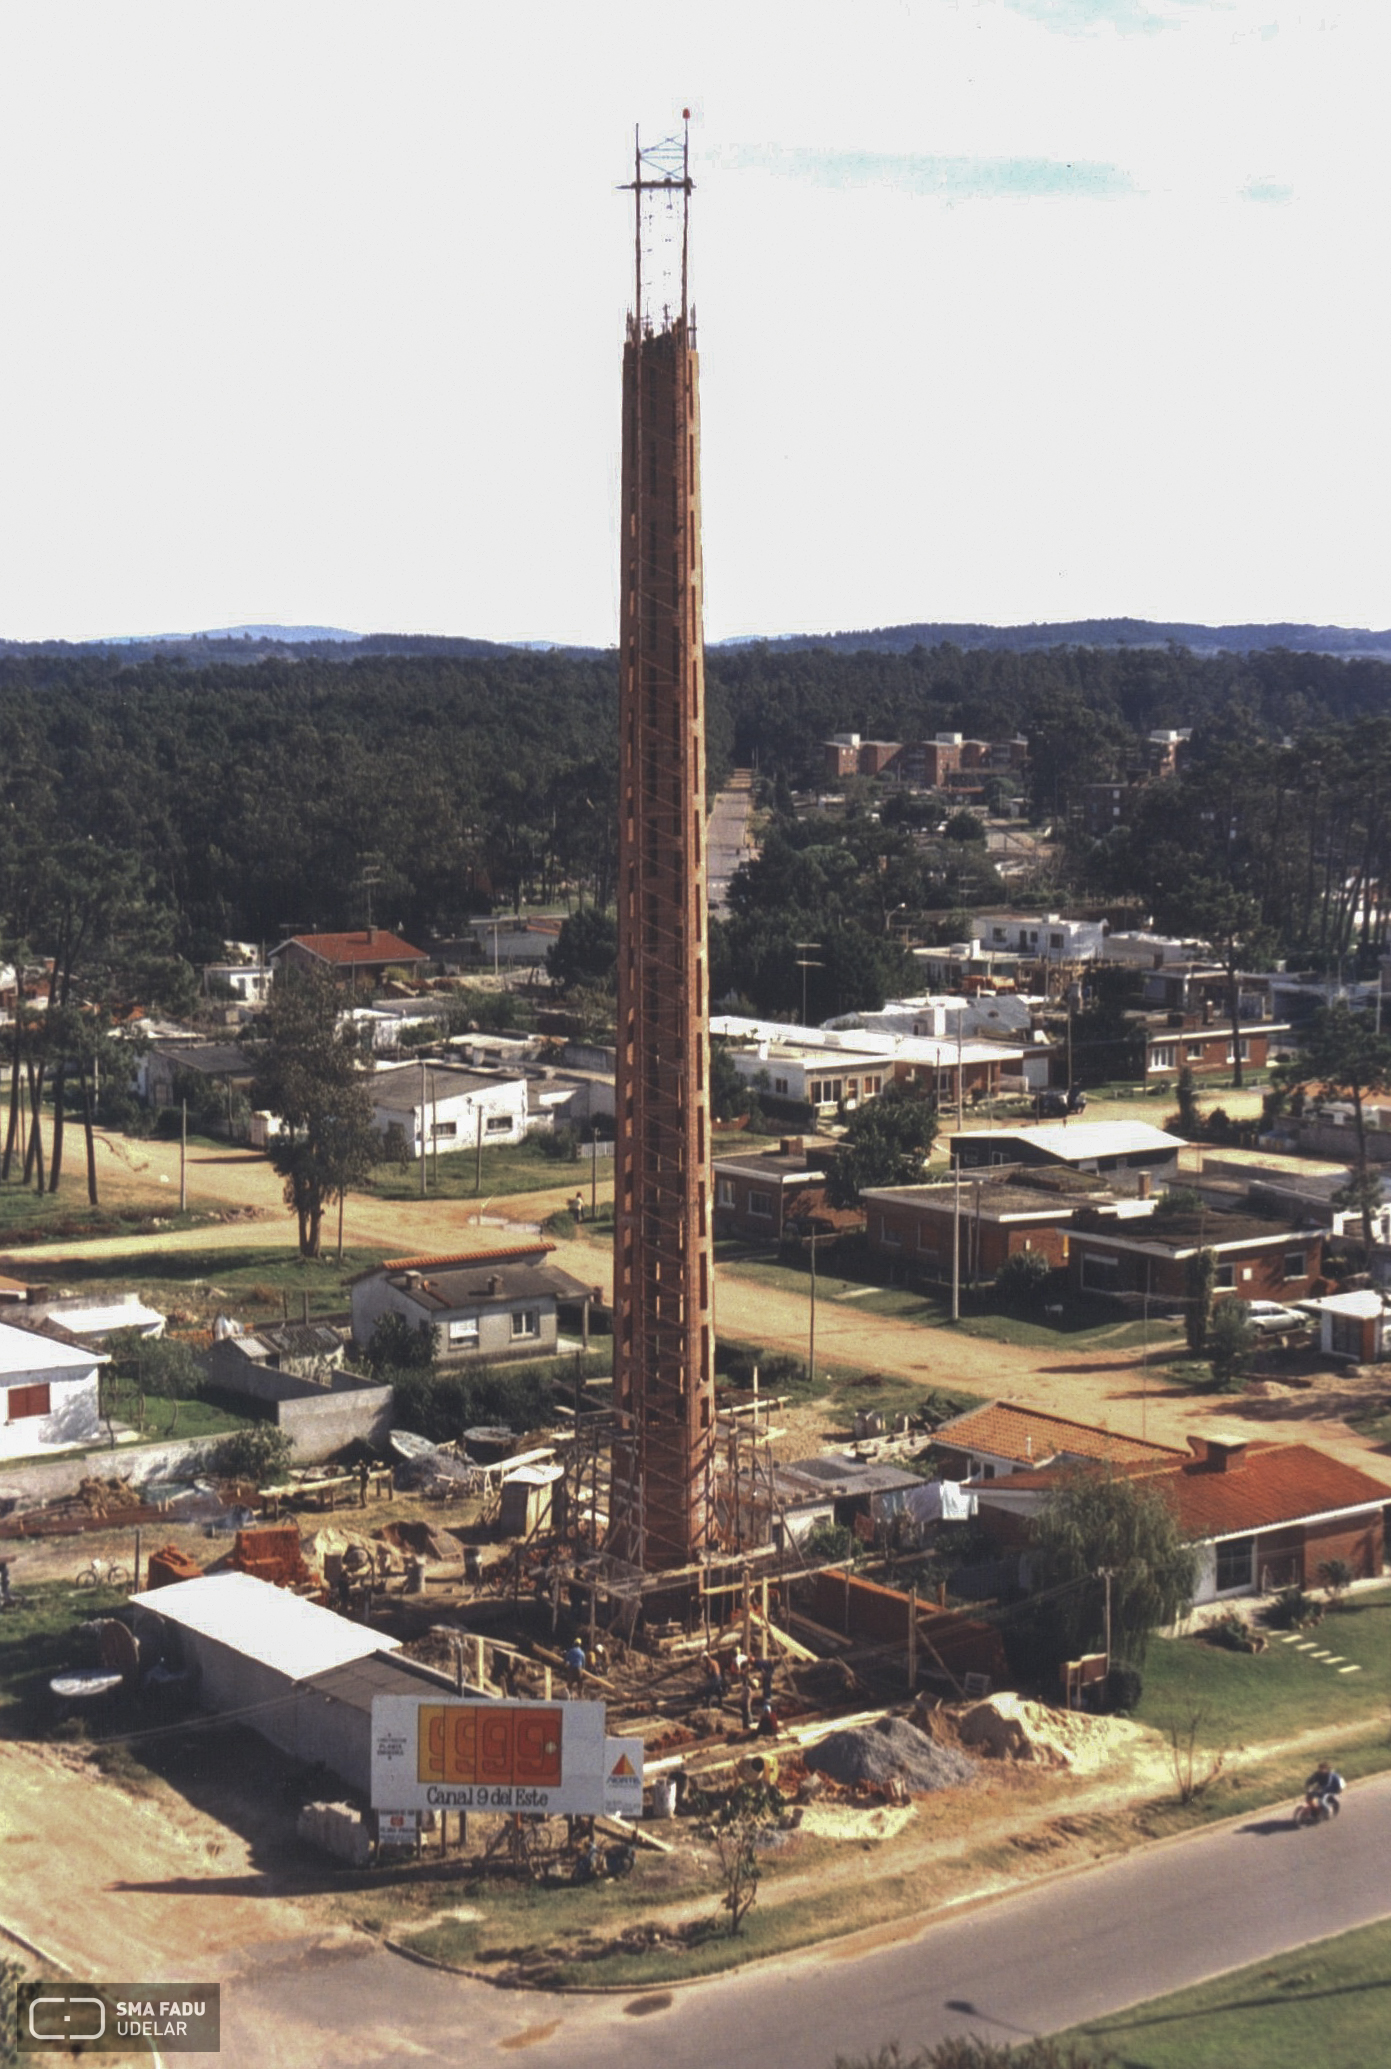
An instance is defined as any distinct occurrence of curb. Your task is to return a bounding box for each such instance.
[372,1751,1391,1997]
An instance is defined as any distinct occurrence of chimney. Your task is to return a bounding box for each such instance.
[1188,1434,1249,1472]
[780,1136,805,1157]
[487,1273,502,1296]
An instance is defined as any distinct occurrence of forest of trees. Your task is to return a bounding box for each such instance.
[7,636,1391,1192]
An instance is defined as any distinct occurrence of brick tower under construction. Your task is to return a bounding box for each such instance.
[608,119,716,1574]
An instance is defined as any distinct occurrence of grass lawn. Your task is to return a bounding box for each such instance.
[717,1252,1182,1353]
[0,1173,210,1249]
[0,1580,134,1736]
[1135,1588,1391,1750]
[367,1137,613,1203]
[1059,1915,1391,2069]
[17,1243,386,1321]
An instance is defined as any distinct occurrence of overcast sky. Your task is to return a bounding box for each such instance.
[0,1,1384,645]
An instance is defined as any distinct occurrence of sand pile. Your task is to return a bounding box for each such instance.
[955,1694,1148,1773]
[806,1717,976,1793]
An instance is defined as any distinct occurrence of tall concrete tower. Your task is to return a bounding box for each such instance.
[609,119,716,1574]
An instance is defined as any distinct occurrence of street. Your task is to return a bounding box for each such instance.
[201,1773,1391,2067]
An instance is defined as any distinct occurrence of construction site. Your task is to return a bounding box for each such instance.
[0,130,1132,1903]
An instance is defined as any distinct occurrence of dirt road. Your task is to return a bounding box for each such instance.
[9,1120,1390,1486]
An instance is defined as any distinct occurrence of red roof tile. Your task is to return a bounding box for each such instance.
[980,1440,1390,1540]
[378,1244,554,1273]
[1161,1442,1391,1540]
[285,931,426,966]
[933,1401,1185,1469]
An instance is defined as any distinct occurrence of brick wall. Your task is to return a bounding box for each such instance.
[805,1569,1008,1682]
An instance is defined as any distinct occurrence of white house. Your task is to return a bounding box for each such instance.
[369,1061,528,1160]
[0,1319,106,1461]
[973,913,1108,962]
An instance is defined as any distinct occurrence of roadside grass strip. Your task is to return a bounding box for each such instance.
[1057,1914,1391,2069]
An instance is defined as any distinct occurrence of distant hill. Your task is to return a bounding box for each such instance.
[3,616,1390,667]
[712,617,1391,660]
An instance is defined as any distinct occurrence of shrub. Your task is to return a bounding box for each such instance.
[834,2039,1120,2068]
[1207,1299,1254,1390]
[1316,1557,1355,1607]
[209,1423,294,1485]
[1261,1586,1323,1632]
[995,1250,1054,1314]
[802,1520,855,1565]
[363,1312,437,1377]
[1103,1664,1143,1710]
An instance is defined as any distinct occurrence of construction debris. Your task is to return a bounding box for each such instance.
[805,1717,976,1794]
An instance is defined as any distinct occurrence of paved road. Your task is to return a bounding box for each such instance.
[708,773,757,917]
[209,1774,1391,2068]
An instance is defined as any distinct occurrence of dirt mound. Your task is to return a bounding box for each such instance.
[955,1694,1148,1773]
[806,1717,976,1793]
[376,1520,461,1560]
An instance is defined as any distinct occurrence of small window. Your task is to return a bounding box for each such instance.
[1215,1263,1235,1290]
[864,1075,882,1096]
[1215,1536,1254,1592]
[485,1114,511,1134]
[510,1309,540,1339]
[447,1317,480,1346]
[808,1081,823,1104]
[747,1189,774,1220]
[716,1177,736,1207]
[1186,1042,1204,1061]
[773,1076,789,1096]
[1049,933,1063,949]
[1150,1043,1177,1071]
[882,1226,903,1250]
[5,1383,51,1421]
[431,1119,458,1139]
[1284,1250,1306,1281]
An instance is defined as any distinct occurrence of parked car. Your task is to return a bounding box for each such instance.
[1243,1300,1307,1336]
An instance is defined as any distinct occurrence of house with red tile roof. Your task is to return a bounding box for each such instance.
[270,929,428,986]
[974,1434,1388,1604]
[928,1400,1186,1482]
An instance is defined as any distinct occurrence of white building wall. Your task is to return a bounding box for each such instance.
[372,1077,528,1159]
[0,1373,101,1460]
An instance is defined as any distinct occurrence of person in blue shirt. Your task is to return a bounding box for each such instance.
[1305,1759,1344,1815]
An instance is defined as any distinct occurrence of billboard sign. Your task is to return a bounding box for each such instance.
[370,1697,645,1816]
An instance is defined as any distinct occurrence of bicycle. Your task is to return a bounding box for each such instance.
[76,1558,131,1590]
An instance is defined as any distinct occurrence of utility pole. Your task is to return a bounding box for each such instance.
[1101,1566,1114,1675]
[475,1105,484,1194]
[951,1142,961,1323]
[1066,993,1074,1107]
[419,1056,427,1198]
[807,1227,817,1386]
[179,1099,187,1214]
[795,942,821,1030]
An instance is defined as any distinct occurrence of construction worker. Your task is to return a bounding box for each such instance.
[358,1459,370,1508]
[564,1639,586,1695]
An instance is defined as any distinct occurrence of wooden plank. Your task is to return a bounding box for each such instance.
[596,1813,673,1854]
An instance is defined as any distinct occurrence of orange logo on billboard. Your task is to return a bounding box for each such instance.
[608,1751,637,1779]
[418,1704,564,1788]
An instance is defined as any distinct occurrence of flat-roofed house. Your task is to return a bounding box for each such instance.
[950,1121,1184,1189]
[1068,1204,1324,1308]
[712,1136,843,1241]
[862,1171,1104,1283]
[369,1061,528,1160]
